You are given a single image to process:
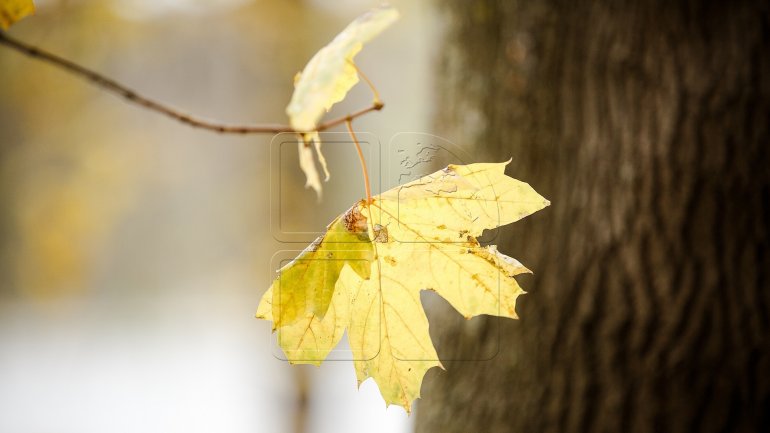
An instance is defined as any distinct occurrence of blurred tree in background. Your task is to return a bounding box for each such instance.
[417,1,769,432]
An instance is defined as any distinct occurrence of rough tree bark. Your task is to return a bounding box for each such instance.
[416,1,770,432]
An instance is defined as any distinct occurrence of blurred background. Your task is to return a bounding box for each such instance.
[6,2,768,433]
[0,1,443,432]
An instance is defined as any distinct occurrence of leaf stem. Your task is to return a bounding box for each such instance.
[350,61,382,104]
[346,119,372,205]
[0,31,383,135]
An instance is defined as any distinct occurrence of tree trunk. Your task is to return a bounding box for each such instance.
[416,1,770,432]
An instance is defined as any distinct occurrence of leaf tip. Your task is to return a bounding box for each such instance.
[297,138,324,200]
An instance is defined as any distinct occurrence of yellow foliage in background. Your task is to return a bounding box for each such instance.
[6,140,141,298]
[0,0,34,29]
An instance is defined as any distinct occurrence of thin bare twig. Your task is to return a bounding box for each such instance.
[0,31,383,134]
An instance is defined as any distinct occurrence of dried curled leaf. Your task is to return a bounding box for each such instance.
[257,161,549,412]
[285,4,399,132]
[297,132,330,199]
[0,0,35,29]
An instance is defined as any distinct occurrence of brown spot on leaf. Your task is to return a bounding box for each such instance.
[373,224,389,243]
[442,165,458,174]
[383,255,397,266]
[342,204,368,234]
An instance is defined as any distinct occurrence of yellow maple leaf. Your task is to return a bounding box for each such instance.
[257,161,549,412]
[0,0,35,30]
[286,4,399,132]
